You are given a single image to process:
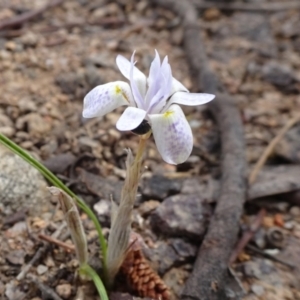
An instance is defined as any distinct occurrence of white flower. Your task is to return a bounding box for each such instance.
[83,50,215,164]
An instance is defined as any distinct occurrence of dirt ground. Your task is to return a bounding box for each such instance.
[0,0,300,299]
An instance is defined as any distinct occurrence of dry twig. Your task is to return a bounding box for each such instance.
[38,233,75,252]
[27,274,64,300]
[0,0,65,31]
[229,209,266,264]
[249,114,300,184]
[192,1,300,12]
[246,244,295,269]
[151,1,247,299]
[17,223,66,280]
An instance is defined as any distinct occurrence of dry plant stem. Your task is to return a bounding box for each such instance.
[229,209,266,264]
[192,1,300,12]
[27,274,63,300]
[38,233,75,252]
[245,244,295,269]
[106,136,148,287]
[17,223,66,280]
[151,1,247,299]
[0,0,65,30]
[249,114,300,184]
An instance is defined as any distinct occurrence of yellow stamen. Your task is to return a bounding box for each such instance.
[115,85,121,94]
[163,110,174,118]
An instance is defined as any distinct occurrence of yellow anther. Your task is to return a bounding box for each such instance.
[163,110,174,118]
[115,85,122,94]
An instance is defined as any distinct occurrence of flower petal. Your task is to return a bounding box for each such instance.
[147,56,173,114]
[83,81,133,118]
[129,51,145,109]
[171,77,188,93]
[149,104,193,164]
[145,50,161,105]
[116,106,147,131]
[116,54,147,98]
[165,92,215,110]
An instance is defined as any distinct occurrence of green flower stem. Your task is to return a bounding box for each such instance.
[80,264,109,300]
[0,134,108,279]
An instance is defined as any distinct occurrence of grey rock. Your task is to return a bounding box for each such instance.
[163,266,190,299]
[262,61,296,87]
[181,177,219,203]
[36,264,48,275]
[142,175,183,201]
[55,72,86,95]
[275,123,300,163]
[248,165,300,200]
[6,249,25,265]
[77,168,123,204]
[5,281,26,300]
[170,238,197,260]
[150,194,211,241]
[251,284,264,296]
[43,152,76,173]
[0,145,51,216]
[151,242,178,275]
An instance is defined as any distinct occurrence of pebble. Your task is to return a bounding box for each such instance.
[36,264,48,275]
[6,250,25,265]
[262,61,296,87]
[290,206,300,217]
[150,194,211,240]
[251,284,265,296]
[138,200,160,217]
[93,199,112,227]
[203,8,221,21]
[56,283,72,299]
[0,126,15,137]
[141,175,183,201]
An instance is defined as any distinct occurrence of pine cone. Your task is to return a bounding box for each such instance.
[119,248,170,300]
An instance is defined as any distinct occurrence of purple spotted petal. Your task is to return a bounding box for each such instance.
[116,106,147,131]
[149,104,193,164]
[83,81,133,118]
[165,92,215,111]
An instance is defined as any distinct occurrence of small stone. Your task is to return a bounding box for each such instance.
[163,267,190,298]
[20,31,38,47]
[5,221,27,238]
[290,206,300,217]
[0,126,15,137]
[5,41,16,51]
[262,61,296,87]
[203,8,221,21]
[18,97,37,112]
[170,238,197,260]
[56,283,72,299]
[26,113,52,136]
[36,264,48,275]
[251,284,265,296]
[150,194,211,240]
[6,250,25,265]
[142,175,183,201]
[138,200,160,217]
[93,200,111,226]
[276,124,300,163]
[5,281,26,300]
